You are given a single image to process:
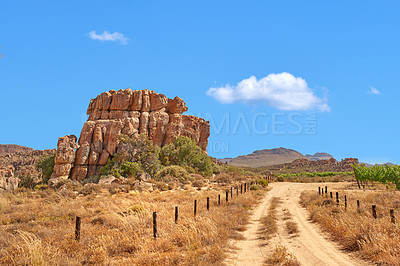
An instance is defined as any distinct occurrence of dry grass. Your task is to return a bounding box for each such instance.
[0,182,265,265]
[301,189,400,265]
[285,221,299,236]
[265,246,300,266]
[259,197,281,240]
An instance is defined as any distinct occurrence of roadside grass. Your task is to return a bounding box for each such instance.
[301,189,400,265]
[0,182,265,265]
[259,197,281,240]
[265,246,300,266]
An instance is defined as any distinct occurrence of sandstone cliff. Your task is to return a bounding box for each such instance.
[52,89,210,181]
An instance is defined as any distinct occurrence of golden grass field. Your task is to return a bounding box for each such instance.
[301,187,400,265]
[0,180,265,265]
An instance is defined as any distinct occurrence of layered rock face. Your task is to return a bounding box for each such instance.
[52,89,210,181]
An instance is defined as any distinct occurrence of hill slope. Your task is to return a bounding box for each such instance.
[0,144,34,155]
[228,147,308,167]
[305,152,333,161]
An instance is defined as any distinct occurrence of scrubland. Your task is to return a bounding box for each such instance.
[0,178,265,265]
[301,187,400,265]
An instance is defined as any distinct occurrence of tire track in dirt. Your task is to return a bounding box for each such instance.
[224,182,372,266]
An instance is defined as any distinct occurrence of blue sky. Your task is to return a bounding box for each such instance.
[1,0,399,164]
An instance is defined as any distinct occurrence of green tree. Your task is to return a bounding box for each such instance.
[36,153,55,183]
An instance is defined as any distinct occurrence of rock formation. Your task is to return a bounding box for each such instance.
[51,135,78,180]
[0,166,20,190]
[52,89,210,181]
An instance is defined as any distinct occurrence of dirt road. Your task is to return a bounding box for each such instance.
[225,182,371,266]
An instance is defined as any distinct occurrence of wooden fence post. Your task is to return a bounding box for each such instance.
[390,209,395,224]
[218,194,221,206]
[236,186,239,196]
[344,195,347,210]
[226,191,229,202]
[75,216,81,241]
[325,186,327,195]
[207,197,210,211]
[330,192,333,199]
[153,212,157,238]
[372,205,377,219]
[244,183,247,193]
[241,184,243,194]
[175,206,178,224]
[194,200,197,216]
[318,187,321,195]
[336,192,339,205]
[357,200,360,212]
[231,187,233,198]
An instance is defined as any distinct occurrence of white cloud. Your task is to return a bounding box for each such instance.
[368,87,381,95]
[88,31,128,44]
[207,72,330,112]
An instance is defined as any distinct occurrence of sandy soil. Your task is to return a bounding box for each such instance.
[224,182,373,266]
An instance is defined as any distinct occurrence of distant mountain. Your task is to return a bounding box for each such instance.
[227,147,308,168]
[0,144,34,155]
[363,162,395,167]
[219,158,233,164]
[305,152,333,161]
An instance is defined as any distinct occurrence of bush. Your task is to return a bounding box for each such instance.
[257,179,268,187]
[101,134,160,178]
[159,136,214,176]
[36,153,55,183]
[155,165,192,182]
[192,180,204,188]
[33,184,48,190]
[250,184,260,191]
[18,175,36,189]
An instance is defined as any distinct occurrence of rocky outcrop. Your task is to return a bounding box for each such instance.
[52,89,210,181]
[0,166,20,190]
[51,135,79,180]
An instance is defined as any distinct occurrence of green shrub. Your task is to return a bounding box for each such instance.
[257,179,268,187]
[33,183,48,190]
[155,165,191,182]
[36,153,55,183]
[18,175,36,189]
[101,134,160,178]
[250,184,260,190]
[277,176,284,182]
[159,136,214,177]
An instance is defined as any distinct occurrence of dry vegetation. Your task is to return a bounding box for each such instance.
[265,246,300,266]
[0,179,265,265]
[277,173,354,183]
[301,189,400,265]
[259,197,281,240]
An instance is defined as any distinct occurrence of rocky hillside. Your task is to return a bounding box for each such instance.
[228,148,308,168]
[52,89,211,181]
[305,152,333,161]
[0,144,34,154]
[264,157,358,173]
[0,147,55,190]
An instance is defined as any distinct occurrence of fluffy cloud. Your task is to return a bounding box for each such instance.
[88,31,128,44]
[207,72,330,112]
[368,87,381,95]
